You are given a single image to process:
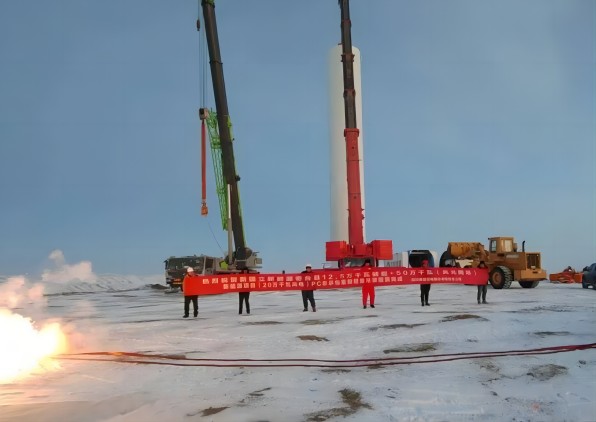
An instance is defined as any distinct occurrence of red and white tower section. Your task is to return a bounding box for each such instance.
[328,44,365,243]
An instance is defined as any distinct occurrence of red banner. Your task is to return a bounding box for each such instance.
[194,267,489,295]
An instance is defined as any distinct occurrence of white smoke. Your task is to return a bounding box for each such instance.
[1,249,158,298]
[0,276,46,309]
[41,249,97,284]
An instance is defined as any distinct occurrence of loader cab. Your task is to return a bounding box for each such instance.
[488,237,517,255]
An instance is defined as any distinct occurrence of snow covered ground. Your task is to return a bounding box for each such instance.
[1,279,595,422]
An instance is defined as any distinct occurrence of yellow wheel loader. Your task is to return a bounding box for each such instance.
[439,237,546,289]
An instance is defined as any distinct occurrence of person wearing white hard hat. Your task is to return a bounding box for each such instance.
[300,264,316,312]
[182,267,200,318]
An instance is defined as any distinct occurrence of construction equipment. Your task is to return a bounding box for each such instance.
[581,263,596,289]
[325,0,393,268]
[549,266,583,284]
[164,0,261,286]
[197,0,258,270]
[164,2,485,292]
[162,1,487,292]
[439,237,546,289]
[197,0,262,272]
[164,254,229,289]
[197,0,263,273]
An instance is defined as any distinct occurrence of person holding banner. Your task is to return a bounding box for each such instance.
[477,261,488,304]
[182,267,200,318]
[301,264,316,312]
[420,260,431,307]
[362,260,375,309]
[239,269,251,315]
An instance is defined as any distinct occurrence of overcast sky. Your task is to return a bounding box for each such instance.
[0,0,594,276]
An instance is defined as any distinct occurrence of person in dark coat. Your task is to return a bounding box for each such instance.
[477,261,488,304]
[239,269,251,315]
[182,267,200,318]
[301,264,316,312]
[420,259,431,306]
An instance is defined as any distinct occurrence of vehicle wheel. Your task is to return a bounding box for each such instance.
[490,266,513,289]
[519,281,539,288]
[439,250,453,267]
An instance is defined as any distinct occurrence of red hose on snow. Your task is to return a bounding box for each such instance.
[56,342,596,369]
